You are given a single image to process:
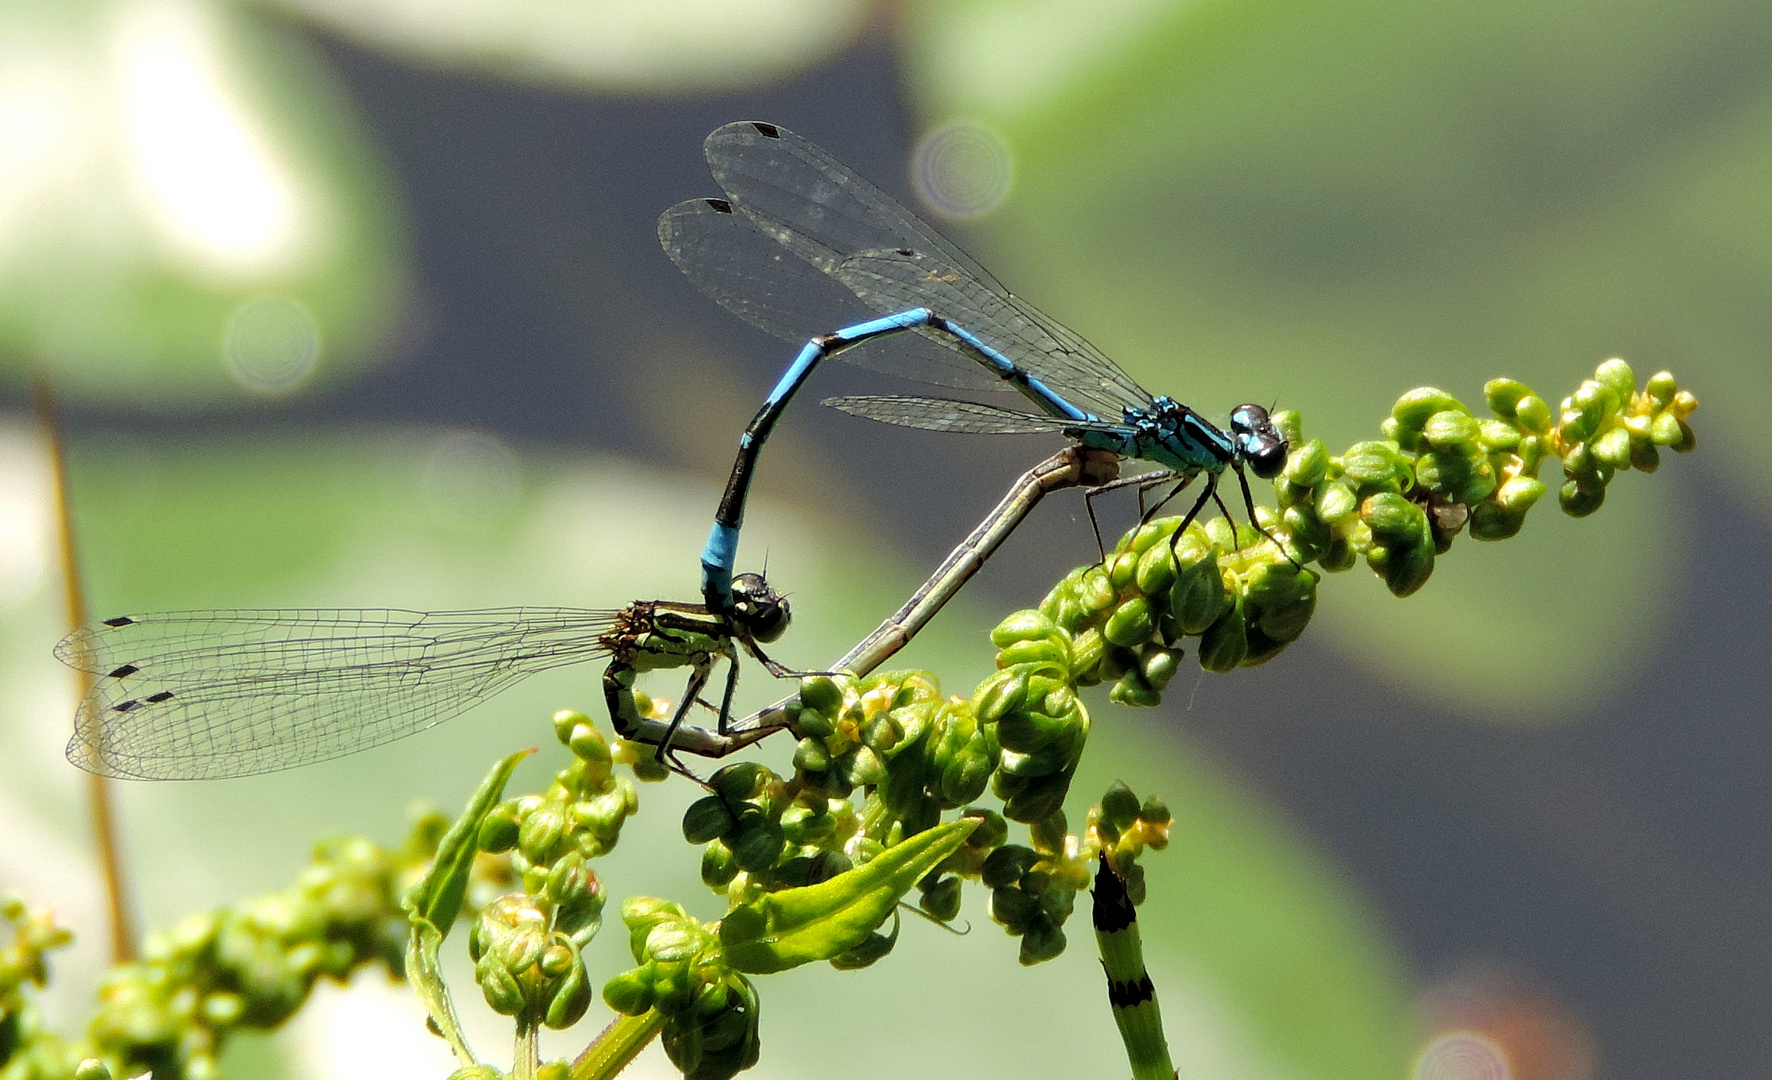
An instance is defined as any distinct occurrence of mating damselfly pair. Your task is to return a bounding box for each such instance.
[57,122,1286,781]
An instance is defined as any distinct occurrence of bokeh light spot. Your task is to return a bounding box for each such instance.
[1414,1031,1511,1080]
[912,121,1013,221]
[222,296,321,394]
[422,431,520,531]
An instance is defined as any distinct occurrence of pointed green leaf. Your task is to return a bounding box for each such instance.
[719,818,975,974]
[401,748,531,1068]
[404,748,532,934]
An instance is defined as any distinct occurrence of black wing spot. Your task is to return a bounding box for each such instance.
[107,664,139,679]
[895,247,914,256]
[145,691,175,703]
[751,122,781,139]
[103,616,135,627]
[705,198,733,214]
[111,699,140,713]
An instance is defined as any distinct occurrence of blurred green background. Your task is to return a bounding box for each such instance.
[3,0,1768,1077]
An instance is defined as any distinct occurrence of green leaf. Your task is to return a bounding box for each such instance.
[404,748,532,933]
[718,818,975,974]
[401,748,530,1068]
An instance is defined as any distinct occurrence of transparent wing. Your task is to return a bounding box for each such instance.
[55,608,622,780]
[823,395,1093,435]
[704,121,1001,286]
[695,121,1155,417]
[835,248,1155,420]
[659,198,1001,392]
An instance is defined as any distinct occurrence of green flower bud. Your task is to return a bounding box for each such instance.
[841,745,885,788]
[1361,492,1426,542]
[700,841,738,889]
[1069,627,1106,679]
[1483,378,1532,419]
[996,636,1071,671]
[1467,500,1525,541]
[729,820,786,874]
[1342,441,1407,496]
[1079,568,1117,613]
[1671,418,1696,453]
[1285,439,1330,487]
[602,968,654,1015]
[1475,418,1520,452]
[478,801,521,854]
[1283,504,1331,560]
[1392,387,1466,431]
[571,725,612,771]
[981,845,1038,888]
[992,610,1059,646]
[1560,383,1607,443]
[1197,602,1248,673]
[1140,646,1183,691]
[797,675,844,717]
[1103,596,1155,648]
[990,886,1039,931]
[709,762,772,803]
[1423,410,1478,449]
[999,769,1075,824]
[1372,529,1436,597]
[1019,921,1067,965]
[1559,480,1605,516]
[1320,534,1357,572]
[545,959,591,1029]
[1593,426,1632,468]
[1168,549,1229,636]
[74,1061,112,1080]
[475,952,526,1017]
[1110,670,1161,708]
[1515,394,1552,434]
[518,806,566,863]
[1315,479,1358,525]
[1595,357,1635,406]
[972,668,1030,723]
[921,876,964,922]
[1134,541,1178,595]
[1106,551,1139,590]
[792,736,831,775]
[1628,433,1659,473]
[682,797,737,845]
[1645,370,1677,409]
[1649,411,1683,446]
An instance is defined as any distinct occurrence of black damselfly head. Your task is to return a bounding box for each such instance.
[1230,403,1288,480]
[730,572,791,643]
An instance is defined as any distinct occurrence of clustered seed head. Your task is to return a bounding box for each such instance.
[679,673,1009,950]
[1273,359,1697,597]
[1086,781,1173,906]
[601,899,759,1080]
[466,710,623,1031]
[0,829,428,1080]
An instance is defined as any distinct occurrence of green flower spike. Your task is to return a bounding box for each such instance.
[0,822,434,1080]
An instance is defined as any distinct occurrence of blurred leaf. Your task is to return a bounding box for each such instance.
[901,0,1747,715]
[259,0,872,91]
[0,0,408,404]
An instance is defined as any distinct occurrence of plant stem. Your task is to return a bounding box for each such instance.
[570,1012,665,1080]
[33,374,136,963]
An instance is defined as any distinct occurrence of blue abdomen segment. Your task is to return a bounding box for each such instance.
[702,305,1112,610]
